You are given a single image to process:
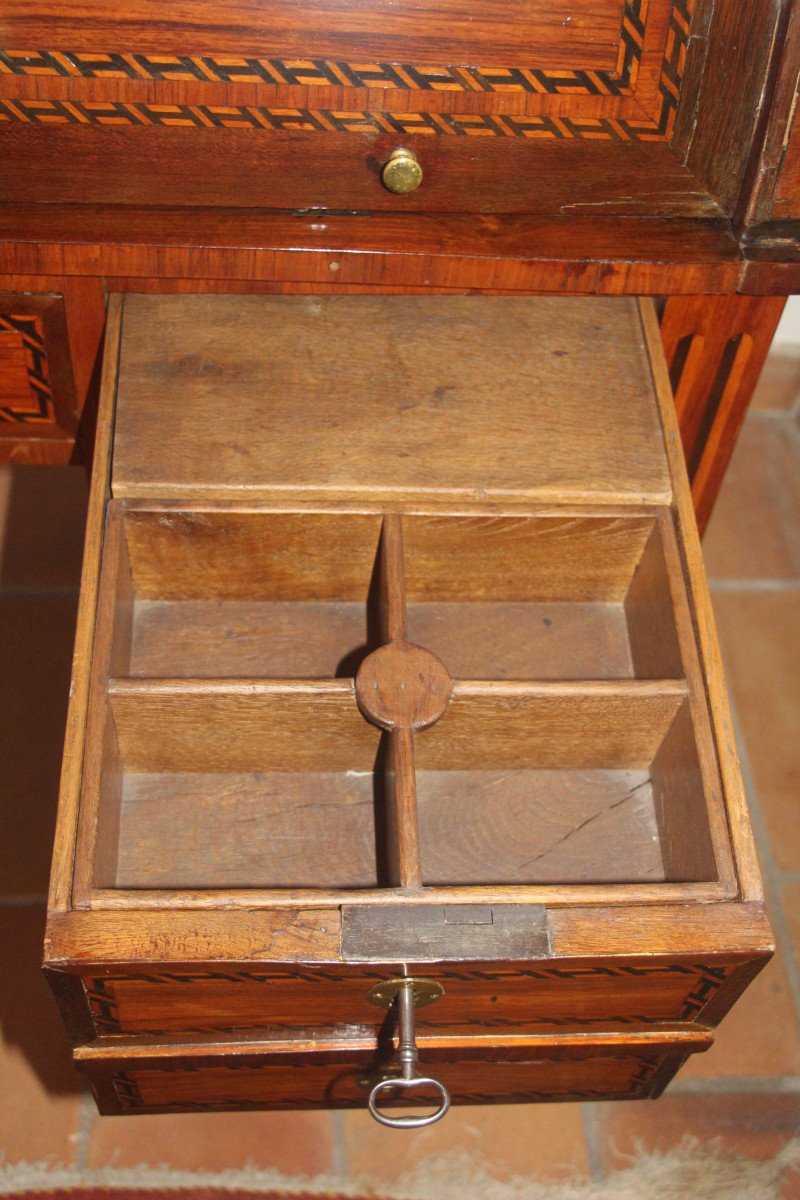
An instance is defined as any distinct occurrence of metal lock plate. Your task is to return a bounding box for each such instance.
[367,977,444,1009]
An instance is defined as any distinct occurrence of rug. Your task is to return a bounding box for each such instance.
[1,1141,799,1200]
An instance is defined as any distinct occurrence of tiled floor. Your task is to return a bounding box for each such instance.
[0,351,799,1195]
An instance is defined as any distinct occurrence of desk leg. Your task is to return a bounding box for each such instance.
[660,295,786,534]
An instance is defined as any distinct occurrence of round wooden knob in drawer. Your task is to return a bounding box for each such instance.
[382,147,423,194]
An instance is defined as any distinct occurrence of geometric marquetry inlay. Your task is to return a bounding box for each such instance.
[0,0,694,140]
[0,313,55,424]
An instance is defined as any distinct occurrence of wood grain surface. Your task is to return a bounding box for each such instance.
[47,295,122,911]
[114,770,381,889]
[638,299,764,901]
[122,508,383,600]
[1,127,722,215]
[81,1047,688,1113]
[684,0,788,216]
[416,768,664,885]
[0,208,748,297]
[660,294,786,531]
[109,681,380,773]
[406,601,634,681]
[112,294,672,506]
[130,599,370,678]
[416,683,686,771]
[401,514,656,602]
[0,0,623,63]
[65,958,742,1037]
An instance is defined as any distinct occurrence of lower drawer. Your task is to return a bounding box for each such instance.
[77,1029,711,1115]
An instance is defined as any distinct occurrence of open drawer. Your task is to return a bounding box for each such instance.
[46,294,772,1121]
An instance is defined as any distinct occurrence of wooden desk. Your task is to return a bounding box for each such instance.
[0,0,798,526]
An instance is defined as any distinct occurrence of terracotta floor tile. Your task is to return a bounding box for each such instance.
[703,416,800,580]
[750,351,800,411]
[0,907,82,1163]
[86,1109,335,1174]
[593,1092,800,1172]
[782,883,800,966]
[0,594,78,897]
[680,952,800,1080]
[0,465,88,590]
[712,591,800,874]
[343,1101,588,1184]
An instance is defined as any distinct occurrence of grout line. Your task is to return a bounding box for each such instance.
[750,408,800,423]
[708,579,800,591]
[0,894,48,907]
[670,1076,800,1094]
[580,1103,605,1182]
[728,696,800,1032]
[329,1110,348,1180]
[74,1087,98,1174]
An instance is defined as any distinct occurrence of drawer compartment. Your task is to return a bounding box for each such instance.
[0,2,723,218]
[48,294,771,1118]
[92,684,711,891]
[117,509,383,680]
[105,507,685,683]
[78,1029,712,1114]
[86,500,717,893]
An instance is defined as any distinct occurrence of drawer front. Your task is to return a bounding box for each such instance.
[0,127,720,218]
[0,1,715,217]
[83,1045,690,1114]
[81,959,735,1040]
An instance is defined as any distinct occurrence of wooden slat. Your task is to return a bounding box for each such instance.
[46,907,343,965]
[660,294,786,530]
[74,1027,713,1069]
[46,294,122,912]
[638,298,766,904]
[549,901,773,958]
[0,208,747,296]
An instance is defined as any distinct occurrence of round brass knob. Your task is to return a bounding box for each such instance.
[381,146,423,194]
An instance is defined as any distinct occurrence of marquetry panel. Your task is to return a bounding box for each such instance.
[89,1048,676,1112]
[661,295,787,531]
[0,295,79,458]
[83,960,733,1039]
[0,0,694,141]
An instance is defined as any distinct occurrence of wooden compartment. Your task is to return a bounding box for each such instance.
[106,505,685,683]
[416,695,715,886]
[47,294,772,1117]
[93,685,384,890]
[403,513,684,680]
[109,507,384,680]
[86,501,718,895]
[88,682,715,892]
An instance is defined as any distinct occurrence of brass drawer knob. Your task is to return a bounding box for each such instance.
[381,147,423,194]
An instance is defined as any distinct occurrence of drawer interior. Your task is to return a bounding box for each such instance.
[80,502,726,895]
[110,508,682,682]
[99,688,384,889]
